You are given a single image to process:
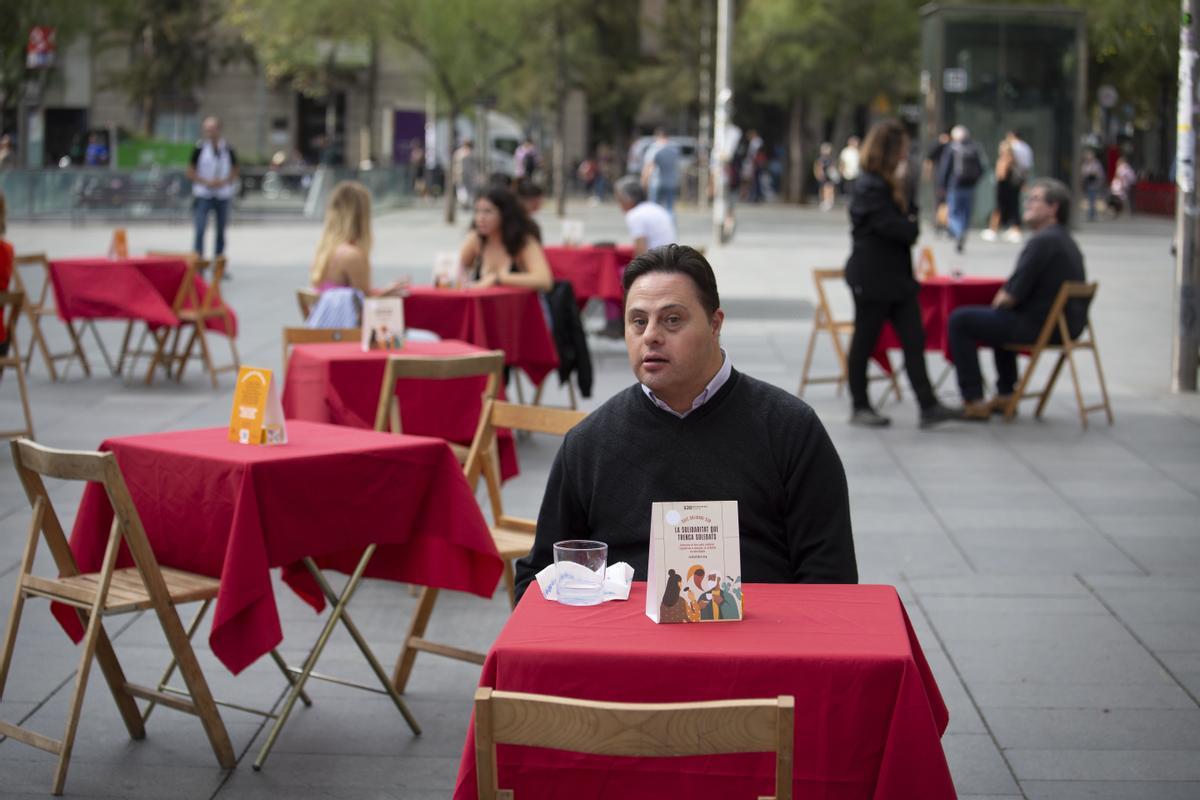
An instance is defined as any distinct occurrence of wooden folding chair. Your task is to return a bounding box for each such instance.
[0,439,235,795]
[280,326,360,377]
[391,400,587,694]
[474,688,794,800]
[11,253,91,381]
[0,292,35,440]
[798,268,901,402]
[1001,281,1113,429]
[115,252,204,383]
[170,256,240,388]
[297,287,319,321]
[372,350,506,465]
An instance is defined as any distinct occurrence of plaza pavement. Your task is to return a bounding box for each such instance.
[0,197,1197,799]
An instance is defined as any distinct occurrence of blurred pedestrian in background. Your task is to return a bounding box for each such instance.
[843,119,957,429]
[641,128,682,214]
[838,136,861,199]
[937,125,985,253]
[1081,149,1106,222]
[1108,156,1136,217]
[814,142,838,211]
[187,116,238,267]
[982,139,1022,243]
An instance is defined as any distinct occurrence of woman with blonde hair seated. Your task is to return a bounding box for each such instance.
[307,181,405,327]
[458,186,553,291]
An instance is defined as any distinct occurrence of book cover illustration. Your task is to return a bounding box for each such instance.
[361,296,404,352]
[645,500,743,624]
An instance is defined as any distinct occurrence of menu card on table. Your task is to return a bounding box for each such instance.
[228,366,287,445]
[361,297,404,351]
[646,500,743,624]
[432,251,464,288]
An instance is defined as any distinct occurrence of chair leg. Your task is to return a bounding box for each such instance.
[174,328,198,382]
[62,321,92,379]
[503,561,516,609]
[152,601,236,769]
[1005,349,1042,422]
[1062,346,1089,430]
[87,618,147,741]
[25,315,58,381]
[829,328,850,397]
[1089,334,1115,425]
[143,598,212,723]
[797,319,822,396]
[12,338,35,438]
[1034,352,1068,420]
[116,321,135,376]
[392,586,441,694]
[193,326,219,389]
[143,329,173,385]
[52,608,111,794]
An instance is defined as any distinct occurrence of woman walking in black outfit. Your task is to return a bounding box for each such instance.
[844,119,958,428]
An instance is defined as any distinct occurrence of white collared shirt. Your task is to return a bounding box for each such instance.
[640,349,731,418]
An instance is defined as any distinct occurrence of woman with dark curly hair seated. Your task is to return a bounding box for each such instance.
[458,186,552,291]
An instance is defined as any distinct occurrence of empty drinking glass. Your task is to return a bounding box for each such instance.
[553,540,607,606]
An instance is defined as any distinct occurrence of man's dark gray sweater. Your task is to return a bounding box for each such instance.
[513,368,857,601]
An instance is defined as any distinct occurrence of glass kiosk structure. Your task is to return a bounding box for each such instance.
[919,4,1087,226]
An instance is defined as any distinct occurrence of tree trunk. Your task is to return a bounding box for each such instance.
[364,37,379,165]
[787,95,806,204]
[830,98,853,156]
[552,8,568,218]
[140,25,156,137]
[444,102,460,225]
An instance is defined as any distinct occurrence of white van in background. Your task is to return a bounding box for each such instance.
[426,111,524,177]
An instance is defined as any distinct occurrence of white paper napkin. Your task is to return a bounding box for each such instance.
[535,561,634,603]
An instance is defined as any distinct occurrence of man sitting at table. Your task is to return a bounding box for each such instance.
[514,244,857,601]
[596,176,678,339]
[947,178,1087,420]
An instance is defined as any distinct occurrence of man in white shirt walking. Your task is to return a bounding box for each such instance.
[187,116,239,263]
[616,176,676,255]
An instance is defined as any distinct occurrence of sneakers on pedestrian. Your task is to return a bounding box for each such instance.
[849,408,891,428]
[955,237,965,254]
[919,402,961,429]
[980,229,998,242]
[960,400,991,422]
[1003,229,1023,243]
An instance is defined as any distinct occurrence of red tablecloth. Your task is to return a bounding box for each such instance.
[57,421,500,675]
[403,287,558,385]
[878,275,1004,360]
[281,339,519,480]
[453,583,954,800]
[48,256,237,336]
[543,245,634,304]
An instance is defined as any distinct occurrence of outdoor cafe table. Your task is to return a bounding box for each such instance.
[48,255,237,377]
[281,339,519,480]
[543,244,635,305]
[57,421,501,764]
[878,275,1005,360]
[453,583,955,800]
[403,286,558,385]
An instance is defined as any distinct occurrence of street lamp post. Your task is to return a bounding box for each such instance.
[712,0,733,244]
[1174,0,1200,391]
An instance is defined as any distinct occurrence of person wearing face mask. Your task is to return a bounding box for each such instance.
[843,119,959,429]
[457,186,552,291]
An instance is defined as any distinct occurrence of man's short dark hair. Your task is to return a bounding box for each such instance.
[623,244,720,316]
[614,175,645,205]
[1034,177,1072,225]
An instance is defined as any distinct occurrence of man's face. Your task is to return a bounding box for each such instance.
[1022,188,1057,231]
[203,119,220,142]
[625,272,724,409]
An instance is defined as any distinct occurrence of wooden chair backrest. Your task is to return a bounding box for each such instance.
[474,688,794,800]
[467,400,588,523]
[281,326,361,372]
[12,253,50,311]
[811,268,846,327]
[1016,281,1096,350]
[0,292,24,356]
[297,288,319,321]
[373,350,506,434]
[9,439,174,606]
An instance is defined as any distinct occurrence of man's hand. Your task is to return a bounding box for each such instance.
[992,288,1015,309]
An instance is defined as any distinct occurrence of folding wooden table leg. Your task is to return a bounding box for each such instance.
[61,321,92,379]
[253,548,421,771]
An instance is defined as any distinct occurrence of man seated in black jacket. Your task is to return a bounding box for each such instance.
[947,178,1087,420]
[513,244,857,602]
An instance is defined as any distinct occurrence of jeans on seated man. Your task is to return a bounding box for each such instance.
[947,178,1087,420]
[513,244,857,602]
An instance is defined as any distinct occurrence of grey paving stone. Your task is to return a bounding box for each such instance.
[1021,781,1200,800]
[984,707,1200,750]
[1007,748,1200,781]
[943,733,1021,797]
[969,681,1196,710]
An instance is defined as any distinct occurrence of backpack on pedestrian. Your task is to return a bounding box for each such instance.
[956,143,984,187]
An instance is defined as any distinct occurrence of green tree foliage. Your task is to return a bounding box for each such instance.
[0,0,88,130]
[98,0,250,136]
